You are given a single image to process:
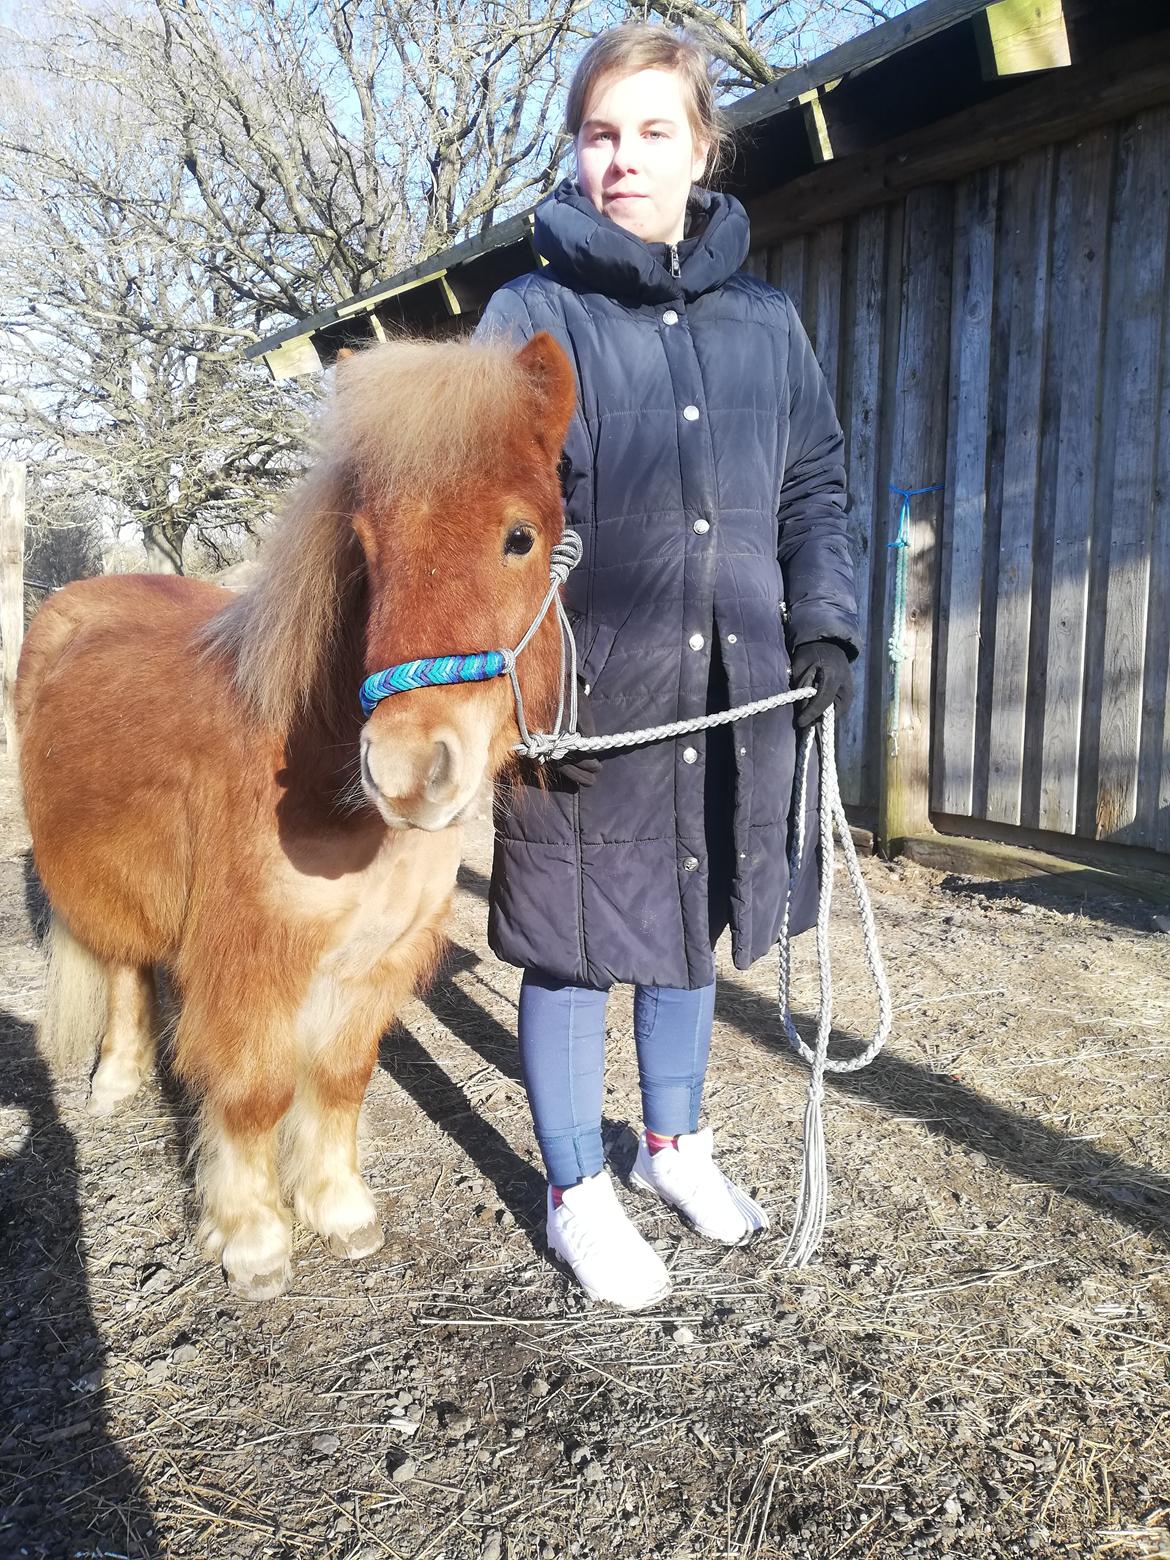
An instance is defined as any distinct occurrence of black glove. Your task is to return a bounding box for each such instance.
[544,684,601,789]
[790,640,853,728]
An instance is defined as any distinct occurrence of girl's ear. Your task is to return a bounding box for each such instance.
[515,332,577,458]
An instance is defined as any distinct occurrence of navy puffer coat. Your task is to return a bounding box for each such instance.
[477,180,859,991]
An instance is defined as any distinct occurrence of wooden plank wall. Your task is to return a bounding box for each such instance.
[750,103,1170,854]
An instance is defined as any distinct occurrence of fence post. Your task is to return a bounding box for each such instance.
[1,461,27,762]
[877,186,952,856]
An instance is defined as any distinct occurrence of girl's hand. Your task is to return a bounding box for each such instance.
[790,641,853,728]
[552,686,602,787]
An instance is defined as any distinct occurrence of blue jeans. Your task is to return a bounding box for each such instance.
[518,969,716,1188]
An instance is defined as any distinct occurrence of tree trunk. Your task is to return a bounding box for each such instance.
[142,520,186,574]
[1,461,27,761]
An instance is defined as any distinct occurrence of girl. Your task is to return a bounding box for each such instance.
[477,24,858,1309]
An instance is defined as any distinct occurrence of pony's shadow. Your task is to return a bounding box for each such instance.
[380,944,637,1244]
[0,1005,161,1557]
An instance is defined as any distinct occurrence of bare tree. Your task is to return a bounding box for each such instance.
[89,0,597,318]
[1,0,599,570]
[0,0,910,574]
[619,0,912,90]
[0,31,310,571]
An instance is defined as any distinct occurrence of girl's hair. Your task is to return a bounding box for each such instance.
[565,23,731,183]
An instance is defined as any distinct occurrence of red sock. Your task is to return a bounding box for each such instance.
[645,1129,679,1155]
[550,1184,565,1207]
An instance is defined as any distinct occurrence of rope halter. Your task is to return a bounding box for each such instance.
[358,530,584,757]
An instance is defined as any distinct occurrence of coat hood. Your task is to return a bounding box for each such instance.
[533,179,751,304]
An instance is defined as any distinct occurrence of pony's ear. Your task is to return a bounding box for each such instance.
[516,332,576,459]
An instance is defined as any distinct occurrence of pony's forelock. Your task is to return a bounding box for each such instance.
[329,338,539,506]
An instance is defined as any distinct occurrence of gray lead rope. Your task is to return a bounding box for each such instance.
[510,549,893,1267]
[504,532,582,754]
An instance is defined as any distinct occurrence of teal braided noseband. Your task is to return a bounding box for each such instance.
[359,531,583,751]
[359,651,508,716]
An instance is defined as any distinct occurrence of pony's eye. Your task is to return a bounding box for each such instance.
[504,525,536,558]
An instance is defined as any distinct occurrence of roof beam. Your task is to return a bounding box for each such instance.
[799,88,835,163]
[975,0,1071,79]
[261,330,322,382]
[726,0,993,130]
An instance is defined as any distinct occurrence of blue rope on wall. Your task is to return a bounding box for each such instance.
[886,482,943,756]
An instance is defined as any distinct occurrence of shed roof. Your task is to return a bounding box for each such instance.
[249,0,1164,378]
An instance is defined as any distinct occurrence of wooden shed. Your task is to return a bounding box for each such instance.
[250,0,1170,886]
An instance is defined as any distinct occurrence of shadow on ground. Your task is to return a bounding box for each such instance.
[0,1008,160,1559]
[384,940,639,1241]
[939,866,1170,935]
[453,860,1170,1247]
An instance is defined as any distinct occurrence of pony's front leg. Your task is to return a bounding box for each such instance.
[286,1022,383,1261]
[88,964,156,1116]
[188,1015,296,1301]
[199,1100,294,1300]
[287,924,447,1259]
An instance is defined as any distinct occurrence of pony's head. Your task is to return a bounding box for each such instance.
[207,333,576,831]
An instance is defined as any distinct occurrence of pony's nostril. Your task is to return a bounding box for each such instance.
[359,740,379,797]
[425,737,455,800]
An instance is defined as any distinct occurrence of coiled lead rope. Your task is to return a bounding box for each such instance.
[520,686,892,1266]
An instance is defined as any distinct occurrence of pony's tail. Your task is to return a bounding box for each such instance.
[38,915,107,1075]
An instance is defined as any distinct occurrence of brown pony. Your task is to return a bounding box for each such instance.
[17,333,575,1301]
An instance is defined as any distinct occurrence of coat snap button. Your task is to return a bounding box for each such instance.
[682,746,698,764]
[688,632,704,651]
[682,404,700,421]
[692,518,709,534]
[726,633,738,644]
[682,856,699,872]
[663,309,679,325]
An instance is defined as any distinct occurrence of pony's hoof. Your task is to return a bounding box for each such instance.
[227,1262,292,1303]
[86,1072,143,1116]
[326,1221,384,1261]
[217,1214,292,1300]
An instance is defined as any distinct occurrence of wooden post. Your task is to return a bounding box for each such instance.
[1,460,27,762]
[877,187,953,856]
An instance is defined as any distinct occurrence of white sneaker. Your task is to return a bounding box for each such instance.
[546,1171,673,1310]
[629,1127,769,1245]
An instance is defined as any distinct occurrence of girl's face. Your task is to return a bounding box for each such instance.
[575,67,709,245]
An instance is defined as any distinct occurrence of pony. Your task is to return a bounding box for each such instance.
[16,332,576,1300]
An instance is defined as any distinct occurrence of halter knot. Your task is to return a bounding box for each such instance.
[548,530,583,585]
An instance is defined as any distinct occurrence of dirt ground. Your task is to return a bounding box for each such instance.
[1,760,1168,1560]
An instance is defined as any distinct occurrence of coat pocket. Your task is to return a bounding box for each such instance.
[566,613,622,693]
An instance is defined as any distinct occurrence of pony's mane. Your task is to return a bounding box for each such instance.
[202,337,533,735]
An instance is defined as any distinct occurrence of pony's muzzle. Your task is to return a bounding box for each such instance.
[359,720,481,832]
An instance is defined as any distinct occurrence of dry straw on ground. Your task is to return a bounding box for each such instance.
[1,765,1167,1560]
